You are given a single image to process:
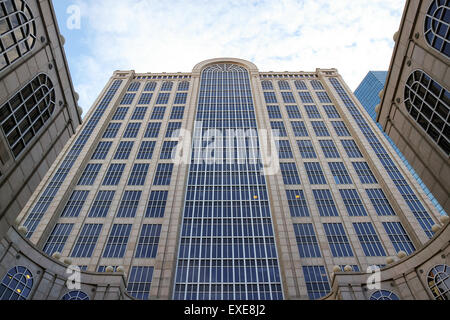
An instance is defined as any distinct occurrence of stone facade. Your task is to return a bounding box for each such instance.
[324,220,449,300]
[0,0,82,240]
[377,0,450,213]
[0,225,132,300]
[10,57,446,300]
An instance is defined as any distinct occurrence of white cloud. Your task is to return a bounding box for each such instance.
[69,0,406,115]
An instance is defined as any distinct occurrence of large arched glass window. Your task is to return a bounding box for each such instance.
[0,73,56,158]
[428,264,450,300]
[0,266,34,300]
[404,70,449,155]
[369,290,400,300]
[0,0,37,71]
[424,0,450,58]
[61,290,90,301]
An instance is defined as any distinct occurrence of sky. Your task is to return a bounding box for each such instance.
[53,0,406,117]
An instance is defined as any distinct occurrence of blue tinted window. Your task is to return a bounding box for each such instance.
[117,191,142,218]
[71,224,103,258]
[128,164,150,186]
[78,163,102,185]
[127,266,154,300]
[135,225,162,258]
[313,189,339,217]
[61,190,89,218]
[339,189,367,216]
[103,224,132,258]
[297,140,316,158]
[114,141,134,160]
[286,190,310,217]
[293,224,321,258]
[43,224,74,256]
[323,223,354,257]
[382,222,415,255]
[0,266,34,300]
[302,266,330,300]
[103,163,126,186]
[88,191,115,218]
[146,191,168,218]
[353,222,386,256]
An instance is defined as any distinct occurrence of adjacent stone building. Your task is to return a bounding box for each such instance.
[377,0,450,214]
[0,0,83,240]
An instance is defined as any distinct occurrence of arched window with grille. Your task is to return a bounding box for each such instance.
[404,70,449,155]
[0,0,37,71]
[177,81,190,91]
[61,290,90,301]
[428,264,450,300]
[0,73,56,158]
[369,290,400,300]
[0,266,34,300]
[424,0,450,58]
[261,80,274,91]
[278,80,291,91]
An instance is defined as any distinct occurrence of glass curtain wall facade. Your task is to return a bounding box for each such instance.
[355,72,446,215]
[173,64,283,300]
[14,58,443,301]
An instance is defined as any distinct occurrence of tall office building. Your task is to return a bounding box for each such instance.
[0,0,82,240]
[378,0,449,214]
[6,57,446,301]
[355,71,446,216]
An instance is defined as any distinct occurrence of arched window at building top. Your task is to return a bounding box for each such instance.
[295,80,308,91]
[127,82,141,92]
[0,73,56,158]
[278,80,291,91]
[0,0,37,71]
[404,70,449,155]
[428,264,450,300]
[144,82,157,92]
[424,0,450,58]
[177,81,190,91]
[161,81,173,92]
[0,266,34,300]
[261,80,274,91]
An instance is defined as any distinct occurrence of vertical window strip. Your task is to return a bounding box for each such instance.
[88,191,115,218]
[382,222,415,255]
[43,224,74,256]
[353,222,386,257]
[135,224,162,258]
[339,189,367,216]
[313,189,339,217]
[71,224,103,258]
[61,190,89,218]
[146,191,168,218]
[116,191,142,218]
[293,224,321,257]
[323,223,354,257]
[286,190,310,217]
[103,224,132,258]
